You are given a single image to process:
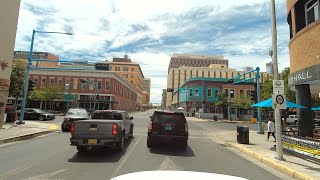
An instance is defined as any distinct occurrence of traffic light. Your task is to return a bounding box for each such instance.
[80,79,87,83]
[250,90,257,102]
[28,80,35,91]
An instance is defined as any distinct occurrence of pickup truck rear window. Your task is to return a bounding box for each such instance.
[92,112,122,120]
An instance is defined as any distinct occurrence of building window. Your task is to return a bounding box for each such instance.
[58,79,62,86]
[33,78,38,87]
[41,78,46,87]
[207,88,212,97]
[97,80,102,90]
[240,90,244,95]
[131,74,133,78]
[208,71,210,77]
[215,89,219,97]
[105,81,110,90]
[189,89,193,97]
[49,78,55,85]
[131,80,133,84]
[81,81,86,90]
[195,89,199,94]
[190,70,193,77]
[214,71,216,78]
[220,71,222,78]
[132,68,134,71]
[202,71,204,77]
[305,0,319,25]
[226,72,228,78]
[224,89,228,95]
[125,74,128,78]
[196,70,198,77]
[230,89,235,98]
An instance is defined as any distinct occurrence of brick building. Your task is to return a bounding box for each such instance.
[29,69,137,112]
[286,0,320,136]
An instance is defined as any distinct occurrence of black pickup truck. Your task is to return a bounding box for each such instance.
[70,110,134,152]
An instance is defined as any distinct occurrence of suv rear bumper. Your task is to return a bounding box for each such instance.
[148,134,188,143]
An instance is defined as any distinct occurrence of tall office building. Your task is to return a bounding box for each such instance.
[143,78,151,96]
[168,54,229,73]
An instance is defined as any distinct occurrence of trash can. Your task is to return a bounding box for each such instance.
[213,116,217,121]
[6,111,17,123]
[237,126,249,144]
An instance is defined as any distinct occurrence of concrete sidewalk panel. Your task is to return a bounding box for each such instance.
[0,131,52,145]
[228,142,316,180]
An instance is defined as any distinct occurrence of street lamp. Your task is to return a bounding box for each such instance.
[228,90,234,121]
[65,83,71,111]
[18,30,72,124]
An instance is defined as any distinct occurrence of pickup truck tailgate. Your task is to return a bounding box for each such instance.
[73,120,119,137]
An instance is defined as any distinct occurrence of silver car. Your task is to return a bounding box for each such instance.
[61,108,90,132]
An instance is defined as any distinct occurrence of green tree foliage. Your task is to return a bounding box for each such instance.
[234,94,252,109]
[215,93,229,107]
[9,60,26,97]
[261,77,273,101]
[281,67,296,102]
[311,93,320,107]
[28,85,64,110]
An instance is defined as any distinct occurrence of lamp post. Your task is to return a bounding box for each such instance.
[18,30,72,124]
[228,90,234,121]
[65,83,71,111]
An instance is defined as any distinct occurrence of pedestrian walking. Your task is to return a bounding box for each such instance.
[267,118,276,142]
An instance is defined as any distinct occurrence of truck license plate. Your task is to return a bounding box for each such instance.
[165,126,172,131]
[88,139,97,144]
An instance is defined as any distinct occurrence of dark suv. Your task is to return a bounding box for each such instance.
[147,110,188,150]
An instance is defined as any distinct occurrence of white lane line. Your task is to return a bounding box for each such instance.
[110,136,142,179]
[159,156,178,170]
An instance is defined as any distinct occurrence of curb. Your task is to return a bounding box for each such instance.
[227,142,316,180]
[0,131,54,145]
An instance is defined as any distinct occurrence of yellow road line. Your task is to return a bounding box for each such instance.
[0,161,39,179]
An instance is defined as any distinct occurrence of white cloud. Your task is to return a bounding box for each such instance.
[15,0,291,103]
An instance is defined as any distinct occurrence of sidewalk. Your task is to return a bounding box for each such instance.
[0,121,59,145]
[188,117,319,180]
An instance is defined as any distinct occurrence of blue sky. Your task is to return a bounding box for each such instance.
[15,0,291,103]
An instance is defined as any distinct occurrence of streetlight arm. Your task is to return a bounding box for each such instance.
[35,30,73,35]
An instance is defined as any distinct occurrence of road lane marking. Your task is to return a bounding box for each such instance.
[22,168,67,180]
[158,156,183,170]
[110,136,142,179]
[0,161,39,179]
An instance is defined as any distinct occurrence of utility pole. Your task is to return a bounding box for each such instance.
[271,0,284,160]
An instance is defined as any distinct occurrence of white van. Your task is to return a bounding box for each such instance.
[286,115,298,125]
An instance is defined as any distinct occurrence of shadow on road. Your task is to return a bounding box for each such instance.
[149,144,195,157]
[68,137,135,163]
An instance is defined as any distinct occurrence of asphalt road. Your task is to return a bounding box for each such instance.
[0,110,287,180]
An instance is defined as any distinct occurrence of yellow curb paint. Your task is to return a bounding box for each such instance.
[228,142,315,180]
[48,124,59,131]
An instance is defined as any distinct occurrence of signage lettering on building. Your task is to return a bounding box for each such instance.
[289,71,312,85]
[95,63,110,71]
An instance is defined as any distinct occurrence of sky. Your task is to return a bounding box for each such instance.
[15,0,291,104]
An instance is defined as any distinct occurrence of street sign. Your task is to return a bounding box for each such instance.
[272,94,286,109]
[273,80,284,95]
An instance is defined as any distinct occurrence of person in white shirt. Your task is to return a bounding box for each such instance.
[267,118,276,141]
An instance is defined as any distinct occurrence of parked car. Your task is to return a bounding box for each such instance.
[70,110,134,152]
[314,117,320,125]
[61,108,90,132]
[286,115,298,125]
[147,110,188,150]
[17,108,55,121]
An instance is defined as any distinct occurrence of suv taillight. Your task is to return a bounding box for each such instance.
[70,123,75,135]
[148,120,152,132]
[185,123,188,132]
[112,124,118,135]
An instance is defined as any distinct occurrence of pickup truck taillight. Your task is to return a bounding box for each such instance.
[112,124,118,136]
[148,120,152,132]
[70,123,75,135]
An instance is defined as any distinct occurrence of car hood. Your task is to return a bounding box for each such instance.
[111,171,247,180]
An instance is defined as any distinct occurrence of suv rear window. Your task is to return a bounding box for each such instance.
[152,112,186,125]
[92,112,122,120]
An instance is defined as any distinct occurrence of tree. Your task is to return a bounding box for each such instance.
[261,77,273,101]
[29,85,64,110]
[9,60,26,109]
[234,94,252,110]
[281,67,296,102]
[215,93,230,108]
